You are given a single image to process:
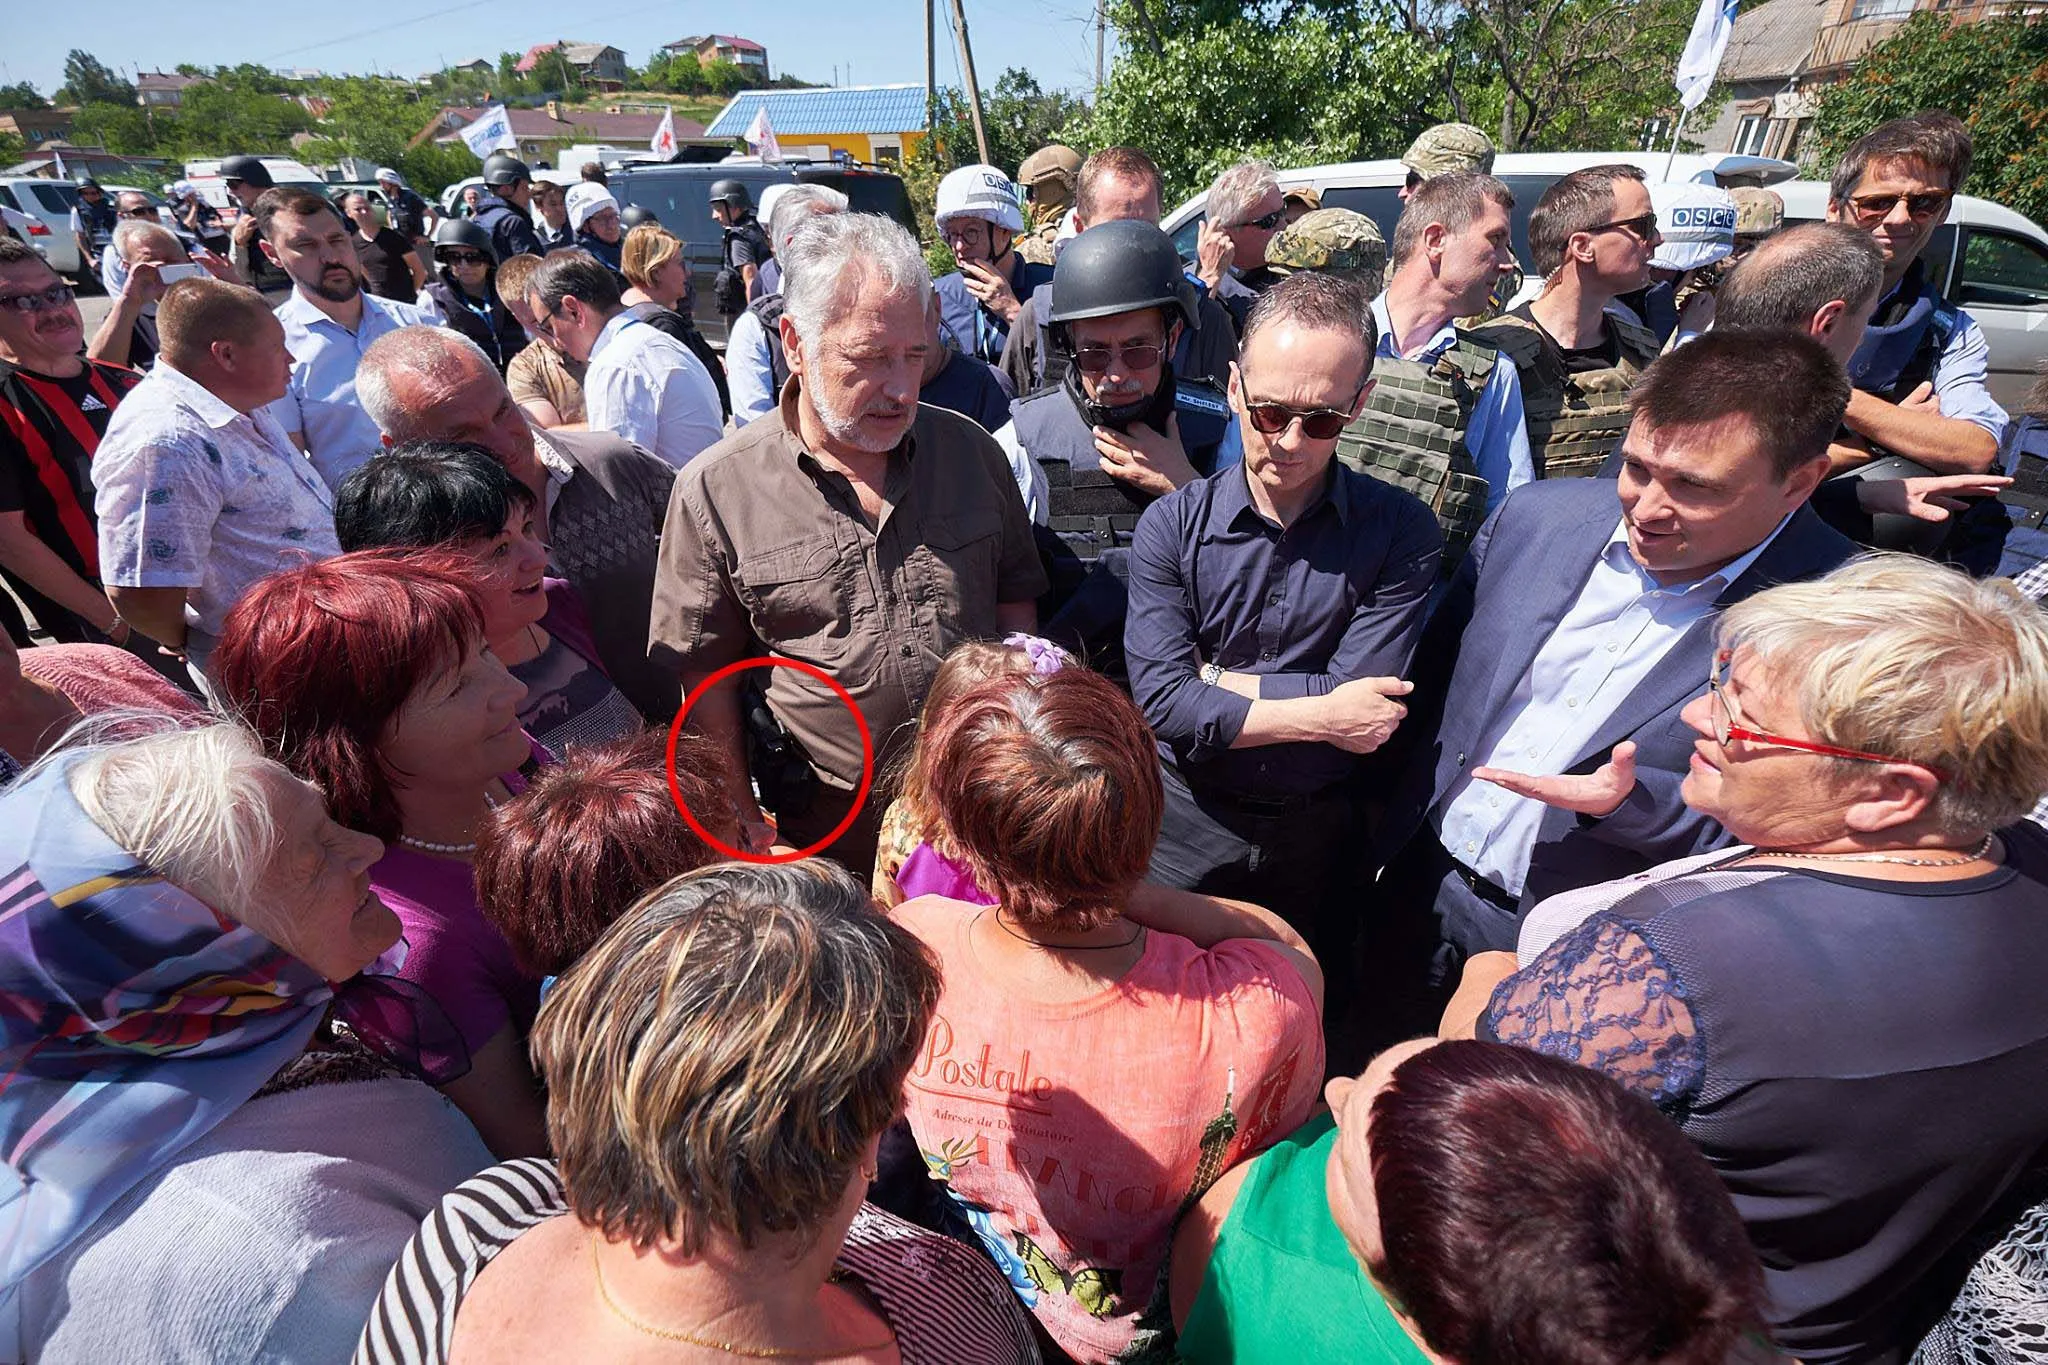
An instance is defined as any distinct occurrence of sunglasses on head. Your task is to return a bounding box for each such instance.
[1589,211,1659,241]
[1243,396,1358,440]
[441,250,489,266]
[1071,342,1163,374]
[1846,190,1950,223]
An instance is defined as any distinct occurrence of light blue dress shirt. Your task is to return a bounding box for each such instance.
[1926,311,2009,441]
[263,289,444,489]
[725,307,778,427]
[1370,293,1534,513]
[584,311,724,470]
[1436,513,1788,894]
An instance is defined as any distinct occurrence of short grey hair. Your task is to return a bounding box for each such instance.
[357,325,501,441]
[779,212,932,352]
[1206,160,1280,228]
[61,719,288,919]
[113,218,181,262]
[1715,223,1886,334]
[768,185,849,252]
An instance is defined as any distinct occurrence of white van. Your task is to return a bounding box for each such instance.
[181,156,326,225]
[1774,181,2048,412]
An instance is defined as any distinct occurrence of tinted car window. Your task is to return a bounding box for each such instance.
[801,171,916,232]
[1957,229,2048,307]
[27,183,79,214]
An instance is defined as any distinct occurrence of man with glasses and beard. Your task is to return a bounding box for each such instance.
[1470,165,1665,480]
[995,220,1236,668]
[1125,270,1440,1047]
[1824,113,2006,475]
[649,212,1044,877]
[251,188,441,488]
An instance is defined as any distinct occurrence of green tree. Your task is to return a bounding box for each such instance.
[72,102,164,155]
[1810,12,2048,224]
[980,69,1088,174]
[702,60,753,95]
[0,82,47,110]
[528,47,582,96]
[176,78,312,155]
[1085,12,1445,201]
[57,51,136,108]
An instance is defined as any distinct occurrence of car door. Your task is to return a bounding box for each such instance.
[1949,225,2048,414]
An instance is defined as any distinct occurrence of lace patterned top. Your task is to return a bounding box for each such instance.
[1481,824,2048,1365]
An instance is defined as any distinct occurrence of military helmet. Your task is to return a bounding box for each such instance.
[432,216,495,260]
[218,155,274,189]
[1265,208,1388,296]
[72,170,103,190]
[1046,220,1197,330]
[620,204,660,230]
[1401,123,1496,179]
[1731,187,1785,238]
[708,179,752,210]
[482,152,531,187]
[1018,145,1083,190]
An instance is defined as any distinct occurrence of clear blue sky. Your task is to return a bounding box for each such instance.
[5,0,1110,106]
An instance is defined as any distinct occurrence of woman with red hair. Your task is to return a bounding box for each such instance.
[212,549,548,1158]
[892,667,1326,1364]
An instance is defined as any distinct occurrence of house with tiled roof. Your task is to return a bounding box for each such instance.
[513,41,630,91]
[704,84,927,165]
[662,34,771,76]
[415,101,701,165]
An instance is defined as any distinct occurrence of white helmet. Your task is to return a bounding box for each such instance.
[1648,182,1737,272]
[935,164,1024,235]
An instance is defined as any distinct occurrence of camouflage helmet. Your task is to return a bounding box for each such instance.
[1265,208,1388,295]
[1731,187,1785,238]
[1018,144,1083,191]
[1401,122,1497,179]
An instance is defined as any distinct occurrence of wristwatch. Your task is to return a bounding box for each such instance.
[1199,662,1224,687]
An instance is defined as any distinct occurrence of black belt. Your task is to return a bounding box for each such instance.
[1449,857,1519,912]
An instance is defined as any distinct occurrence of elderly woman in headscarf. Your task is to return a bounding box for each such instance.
[0,720,486,1363]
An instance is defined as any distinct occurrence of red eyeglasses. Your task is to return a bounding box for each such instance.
[1707,651,1947,781]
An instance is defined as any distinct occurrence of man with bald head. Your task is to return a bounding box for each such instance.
[355,324,679,719]
[1000,145,1238,396]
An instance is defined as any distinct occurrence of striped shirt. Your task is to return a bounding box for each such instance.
[354,1158,1042,1365]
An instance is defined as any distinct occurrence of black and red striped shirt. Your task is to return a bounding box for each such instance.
[0,357,142,640]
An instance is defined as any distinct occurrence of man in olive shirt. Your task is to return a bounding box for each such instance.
[650,212,1045,875]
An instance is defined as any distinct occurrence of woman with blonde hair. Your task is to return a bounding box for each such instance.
[619,223,730,418]
[1447,553,2048,1365]
[357,861,1038,1364]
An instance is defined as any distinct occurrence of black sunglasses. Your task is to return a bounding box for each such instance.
[440,250,490,266]
[1588,211,1659,241]
[119,206,159,219]
[1236,207,1286,232]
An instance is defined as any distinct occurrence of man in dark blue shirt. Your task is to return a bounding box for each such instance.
[1126,271,1441,1046]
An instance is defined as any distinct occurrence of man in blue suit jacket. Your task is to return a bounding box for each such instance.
[1367,329,1859,1047]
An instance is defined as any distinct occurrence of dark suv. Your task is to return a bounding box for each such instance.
[606,162,916,343]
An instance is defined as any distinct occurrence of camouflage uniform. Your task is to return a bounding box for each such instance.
[1016,145,1081,267]
[1731,187,1785,249]
[1401,122,1497,179]
[1268,209,1498,559]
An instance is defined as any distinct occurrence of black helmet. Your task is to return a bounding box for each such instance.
[482,152,531,188]
[218,155,274,189]
[709,179,751,210]
[72,170,102,190]
[1046,220,1196,330]
[432,217,495,261]
[620,204,660,230]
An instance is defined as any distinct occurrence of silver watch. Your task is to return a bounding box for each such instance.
[1200,662,1224,686]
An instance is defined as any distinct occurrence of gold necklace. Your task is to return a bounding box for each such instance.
[590,1241,894,1359]
[1744,832,1996,868]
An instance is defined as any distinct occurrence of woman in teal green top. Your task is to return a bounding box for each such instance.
[1168,1039,1768,1365]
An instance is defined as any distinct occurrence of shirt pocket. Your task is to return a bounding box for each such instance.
[737,537,857,664]
[918,511,1003,637]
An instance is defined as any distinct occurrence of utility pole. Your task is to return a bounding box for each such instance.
[948,0,992,166]
[1095,0,1105,99]
[924,0,937,144]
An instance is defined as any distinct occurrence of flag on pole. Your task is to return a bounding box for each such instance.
[458,104,518,160]
[650,107,678,160]
[746,106,782,164]
[1675,0,1739,112]
[52,149,67,179]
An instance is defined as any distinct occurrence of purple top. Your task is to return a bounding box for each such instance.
[369,757,543,1053]
[894,842,993,905]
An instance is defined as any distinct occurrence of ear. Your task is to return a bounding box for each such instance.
[209,337,237,371]
[779,311,807,379]
[1811,298,1847,340]
[1226,359,1244,413]
[1839,764,1942,836]
[1421,220,1448,262]
[1350,374,1376,418]
[1824,199,1847,224]
[1783,452,1832,504]
[257,236,281,268]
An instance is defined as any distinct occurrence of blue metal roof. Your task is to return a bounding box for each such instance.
[705,85,928,138]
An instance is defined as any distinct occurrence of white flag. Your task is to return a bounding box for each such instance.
[651,107,678,159]
[1675,0,1739,112]
[746,106,782,164]
[52,149,67,179]
[458,104,518,159]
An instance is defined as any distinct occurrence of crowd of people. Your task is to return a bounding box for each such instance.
[1,107,2046,1365]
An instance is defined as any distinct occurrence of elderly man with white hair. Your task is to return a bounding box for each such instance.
[727,182,850,425]
[354,324,680,720]
[649,211,1047,875]
[1195,160,1288,332]
[94,217,237,371]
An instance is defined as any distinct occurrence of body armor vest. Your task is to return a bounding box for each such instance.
[1471,311,1661,479]
[747,293,790,398]
[1334,336,1498,561]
